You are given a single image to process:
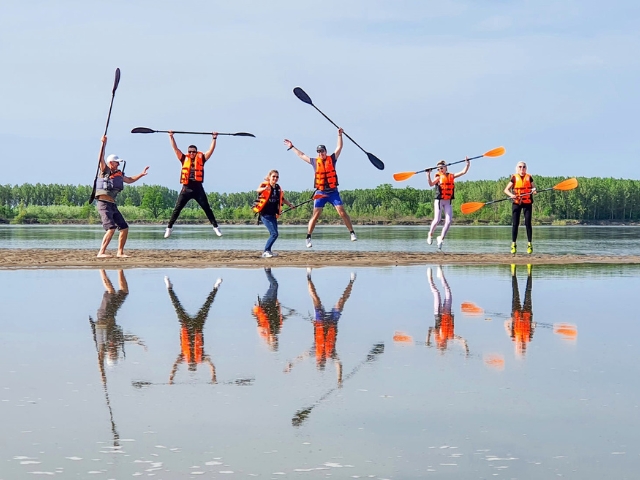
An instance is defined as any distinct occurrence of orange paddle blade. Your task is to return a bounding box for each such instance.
[483,146,506,157]
[461,302,484,316]
[393,171,416,182]
[393,331,414,344]
[553,178,578,191]
[460,202,486,215]
[483,353,505,370]
[553,323,578,340]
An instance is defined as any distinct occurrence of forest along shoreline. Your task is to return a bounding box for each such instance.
[2,249,640,269]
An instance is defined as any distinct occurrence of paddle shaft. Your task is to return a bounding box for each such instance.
[281,191,323,214]
[310,104,369,155]
[419,154,482,175]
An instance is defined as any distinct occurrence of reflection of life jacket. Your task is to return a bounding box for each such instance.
[513,174,533,205]
[180,326,204,363]
[180,152,205,184]
[512,310,533,344]
[314,320,337,363]
[436,312,454,348]
[436,172,455,200]
[314,155,338,191]
[252,183,284,217]
[96,169,124,199]
[252,304,283,341]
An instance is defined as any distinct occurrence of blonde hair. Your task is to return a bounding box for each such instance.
[264,169,279,182]
[516,162,527,171]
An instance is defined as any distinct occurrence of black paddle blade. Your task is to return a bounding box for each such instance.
[232,132,255,137]
[367,152,385,170]
[131,127,155,134]
[293,87,313,105]
[112,68,121,94]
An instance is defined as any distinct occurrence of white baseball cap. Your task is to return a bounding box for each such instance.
[106,154,122,164]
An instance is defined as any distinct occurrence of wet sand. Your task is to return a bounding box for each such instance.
[1,249,639,269]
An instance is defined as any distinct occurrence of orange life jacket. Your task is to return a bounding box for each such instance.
[436,172,455,200]
[252,304,283,342]
[180,152,205,185]
[314,320,337,364]
[513,174,533,204]
[436,312,455,348]
[252,183,284,217]
[314,155,338,191]
[512,310,533,344]
[180,326,204,364]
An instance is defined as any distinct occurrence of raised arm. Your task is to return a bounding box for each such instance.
[123,166,150,184]
[426,169,438,187]
[284,139,311,164]
[454,158,470,178]
[98,136,108,173]
[168,131,183,160]
[333,128,344,160]
[203,132,218,161]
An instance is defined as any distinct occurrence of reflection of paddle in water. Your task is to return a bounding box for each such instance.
[131,378,254,388]
[292,343,385,427]
[89,269,145,446]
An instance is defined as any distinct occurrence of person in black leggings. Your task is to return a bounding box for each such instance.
[504,162,537,255]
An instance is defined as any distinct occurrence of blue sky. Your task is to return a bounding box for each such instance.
[1,0,638,193]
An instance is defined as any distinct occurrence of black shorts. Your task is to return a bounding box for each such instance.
[97,200,128,231]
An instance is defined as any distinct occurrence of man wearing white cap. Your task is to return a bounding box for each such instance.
[95,135,149,257]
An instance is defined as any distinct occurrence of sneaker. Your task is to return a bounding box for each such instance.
[436,236,443,250]
[427,233,433,245]
[306,237,312,248]
[262,251,273,258]
[213,226,223,237]
[436,265,443,280]
[527,264,532,276]
[214,278,223,289]
[164,227,172,238]
[510,264,516,276]
[511,243,517,255]
[164,276,172,290]
[426,267,432,282]
[350,232,357,242]
[350,272,356,282]
[306,267,312,279]
[527,242,533,254]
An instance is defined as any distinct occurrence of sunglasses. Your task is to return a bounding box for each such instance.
[188,150,197,154]
[317,149,326,153]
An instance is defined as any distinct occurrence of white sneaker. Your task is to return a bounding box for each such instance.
[436,236,443,250]
[350,232,357,242]
[214,278,223,289]
[426,268,432,282]
[437,266,443,280]
[262,251,273,258]
[427,233,432,245]
[164,227,172,238]
[164,276,172,290]
[350,272,356,282]
[306,267,312,279]
[213,226,223,237]
[306,238,312,248]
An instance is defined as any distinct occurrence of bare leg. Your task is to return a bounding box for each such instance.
[335,205,354,232]
[97,229,116,257]
[307,207,323,236]
[116,228,129,257]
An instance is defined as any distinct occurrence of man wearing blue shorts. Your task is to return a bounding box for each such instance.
[284,128,357,248]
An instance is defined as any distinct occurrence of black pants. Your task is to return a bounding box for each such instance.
[168,182,218,228]
[512,203,532,242]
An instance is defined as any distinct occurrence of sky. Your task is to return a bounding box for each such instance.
[1,0,639,193]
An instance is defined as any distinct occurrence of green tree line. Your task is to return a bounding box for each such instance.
[1,177,639,224]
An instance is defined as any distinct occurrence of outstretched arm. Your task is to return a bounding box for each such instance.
[98,136,108,173]
[454,158,470,178]
[284,139,311,164]
[168,131,183,160]
[124,166,149,184]
[333,128,344,160]
[203,132,218,161]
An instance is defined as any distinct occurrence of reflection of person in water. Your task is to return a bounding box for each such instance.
[89,269,145,446]
[505,264,535,357]
[165,276,222,383]
[284,268,356,385]
[426,267,468,354]
[252,268,296,351]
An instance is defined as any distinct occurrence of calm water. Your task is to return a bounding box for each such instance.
[1,224,640,255]
[1,265,639,479]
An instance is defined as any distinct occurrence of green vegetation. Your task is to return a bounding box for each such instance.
[1,177,639,225]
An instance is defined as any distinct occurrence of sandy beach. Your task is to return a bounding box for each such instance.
[1,248,639,269]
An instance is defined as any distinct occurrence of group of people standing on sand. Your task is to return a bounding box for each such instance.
[95,127,537,258]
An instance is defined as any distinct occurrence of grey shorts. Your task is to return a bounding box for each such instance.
[97,200,128,231]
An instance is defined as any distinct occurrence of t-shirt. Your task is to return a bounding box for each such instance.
[261,184,281,216]
[311,153,338,193]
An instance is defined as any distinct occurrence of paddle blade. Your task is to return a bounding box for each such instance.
[232,132,255,137]
[553,177,578,191]
[460,202,486,215]
[112,68,121,94]
[393,171,416,182]
[483,354,505,370]
[483,146,505,157]
[553,323,578,340]
[393,331,414,344]
[293,87,313,105]
[461,302,484,316]
[131,127,155,134]
[367,152,385,170]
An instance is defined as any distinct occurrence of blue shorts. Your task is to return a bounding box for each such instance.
[314,190,343,208]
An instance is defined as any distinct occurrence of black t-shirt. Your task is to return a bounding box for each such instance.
[261,184,281,216]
